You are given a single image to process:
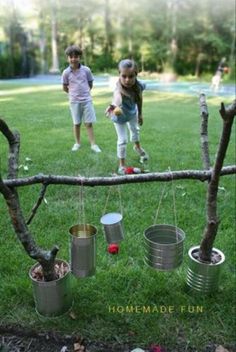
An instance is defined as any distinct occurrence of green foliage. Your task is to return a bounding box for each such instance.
[0,0,235,77]
[0,82,235,349]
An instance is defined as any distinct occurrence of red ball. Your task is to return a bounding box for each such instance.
[125,167,134,174]
[108,243,119,254]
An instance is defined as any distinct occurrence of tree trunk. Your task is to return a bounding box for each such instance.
[104,0,114,65]
[39,9,47,74]
[49,3,59,74]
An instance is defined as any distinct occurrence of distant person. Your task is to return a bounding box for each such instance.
[105,59,148,174]
[210,57,226,92]
[62,45,101,153]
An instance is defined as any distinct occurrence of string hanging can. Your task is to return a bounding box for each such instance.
[69,182,97,278]
[144,168,185,271]
[100,185,124,244]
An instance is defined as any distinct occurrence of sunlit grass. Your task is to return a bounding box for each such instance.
[0,82,235,350]
[0,84,60,96]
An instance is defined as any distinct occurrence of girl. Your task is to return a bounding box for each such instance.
[106,59,148,174]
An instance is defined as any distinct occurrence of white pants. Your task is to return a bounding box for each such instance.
[113,117,140,159]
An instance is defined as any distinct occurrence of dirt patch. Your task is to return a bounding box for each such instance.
[0,326,129,352]
[0,326,236,352]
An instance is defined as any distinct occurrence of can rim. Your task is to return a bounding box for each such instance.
[144,224,185,246]
[100,212,123,225]
[29,259,71,284]
[188,246,225,266]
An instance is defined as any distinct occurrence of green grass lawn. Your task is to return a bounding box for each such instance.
[0,81,235,351]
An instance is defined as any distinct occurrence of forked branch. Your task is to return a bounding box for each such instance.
[0,118,59,281]
[199,100,236,262]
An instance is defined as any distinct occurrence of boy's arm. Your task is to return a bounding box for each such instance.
[63,84,69,93]
[88,81,93,90]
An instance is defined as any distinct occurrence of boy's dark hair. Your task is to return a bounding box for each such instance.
[65,45,83,57]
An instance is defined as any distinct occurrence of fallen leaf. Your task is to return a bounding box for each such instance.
[215,346,229,352]
[128,330,136,336]
[74,342,81,351]
[69,311,77,320]
[60,347,68,352]
[23,165,29,171]
[176,185,184,190]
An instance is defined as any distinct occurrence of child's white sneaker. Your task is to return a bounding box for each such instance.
[91,144,101,153]
[71,143,81,151]
[133,146,149,162]
[118,166,125,175]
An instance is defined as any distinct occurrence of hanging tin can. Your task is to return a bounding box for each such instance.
[100,212,124,244]
[69,224,97,278]
[144,224,185,271]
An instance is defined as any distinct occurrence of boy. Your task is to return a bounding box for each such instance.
[62,45,101,152]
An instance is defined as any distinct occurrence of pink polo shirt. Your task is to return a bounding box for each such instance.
[61,64,94,103]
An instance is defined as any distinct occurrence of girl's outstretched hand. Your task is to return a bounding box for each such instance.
[105,105,123,117]
[105,104,115,117]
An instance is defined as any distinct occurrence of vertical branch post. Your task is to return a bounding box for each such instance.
[199,101,236,262]
[199,93,211,170]
[0,119,59,281]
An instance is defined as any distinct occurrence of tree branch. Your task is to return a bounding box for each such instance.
[2,166,235,188]
[0,118,58,281]
[199,100,236,262]
[0,118,20,179]
[199,93,210,170]
[26,183,48,225]
[0,173,59,280]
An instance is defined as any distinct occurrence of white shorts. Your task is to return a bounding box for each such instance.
[69,101,96,125]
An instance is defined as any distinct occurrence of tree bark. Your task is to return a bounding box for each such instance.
[0,119,58,281]
[2,166,236,188]
[199,93,210,170]
[199,100,236,262]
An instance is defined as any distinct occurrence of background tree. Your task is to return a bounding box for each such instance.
[0,0,235,77]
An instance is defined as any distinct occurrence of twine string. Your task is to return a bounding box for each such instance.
[79,179,86,232]
[118,185,123,216]
[154,183,167,225]
[169,167,178,242]
[153,167,178,243]
[103,185,123,216]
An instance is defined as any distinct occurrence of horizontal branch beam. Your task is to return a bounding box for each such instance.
[3,165,236,188]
